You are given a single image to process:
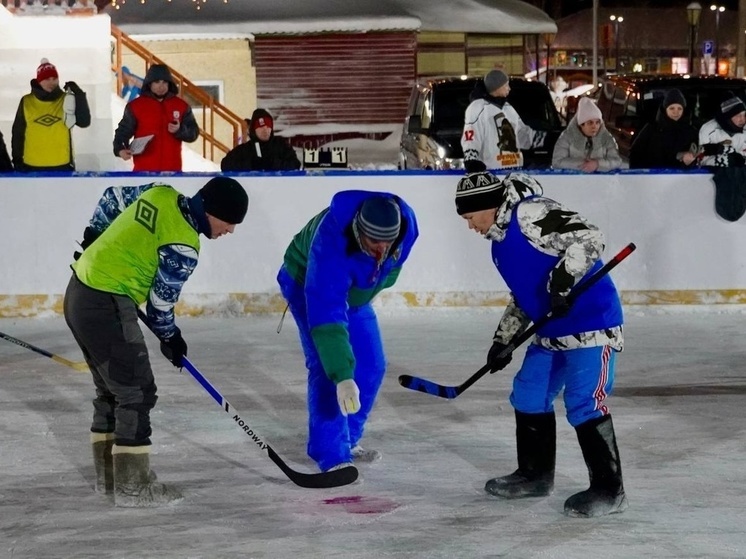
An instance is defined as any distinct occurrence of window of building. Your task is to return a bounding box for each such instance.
[644,58,659,73]
[183,81,224,110]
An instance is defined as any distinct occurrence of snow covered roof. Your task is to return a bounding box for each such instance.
[124,17,421,39]
[110,0,557,36]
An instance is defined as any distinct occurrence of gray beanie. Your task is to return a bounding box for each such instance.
[721,95,746,120]
[484,70,509,93]
[356,197,401,242]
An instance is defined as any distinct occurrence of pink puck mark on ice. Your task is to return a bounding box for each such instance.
[322,495,399,514]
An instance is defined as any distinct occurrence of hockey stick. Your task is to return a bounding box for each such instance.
[0,330,89,372]
[398,243,636,399]
[136,309,358,489]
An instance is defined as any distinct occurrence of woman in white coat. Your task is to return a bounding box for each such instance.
[552,97,624,172]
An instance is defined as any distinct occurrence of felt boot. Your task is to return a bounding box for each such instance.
[91,432,114,494]
[564,415,628,518]
[112,445,182,508]
[485,410,555,498]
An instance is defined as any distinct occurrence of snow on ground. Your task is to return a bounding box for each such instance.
[1,307,746,558]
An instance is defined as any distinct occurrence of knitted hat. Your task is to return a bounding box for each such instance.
[199,177,249,224]
[576,97,603,125]
[663,88,686,109]
[356,197,401,242]
[36,58,58,82]
[249,109,274,132]
[252,114,273,130]
[720,95,746,120]
[455,172,506,215]
[484,69,509,93]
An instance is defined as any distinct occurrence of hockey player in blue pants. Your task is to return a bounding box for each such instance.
[277,191,418,472]
[454,171,627,517]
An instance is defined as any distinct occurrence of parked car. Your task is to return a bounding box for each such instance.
[589,74,746,160]
[399,76,564,170]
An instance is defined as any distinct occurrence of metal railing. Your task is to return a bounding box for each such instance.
[111,24,246,162]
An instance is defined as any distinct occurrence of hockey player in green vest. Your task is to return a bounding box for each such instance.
[64,177,248,507]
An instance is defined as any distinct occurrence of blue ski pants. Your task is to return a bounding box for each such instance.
[510,343,616,427]
[278,267,386,471]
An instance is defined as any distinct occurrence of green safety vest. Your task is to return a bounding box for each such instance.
[73,186,200,304]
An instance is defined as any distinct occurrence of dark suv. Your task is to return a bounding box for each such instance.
[399,76,564,170]
[591,74,746,159]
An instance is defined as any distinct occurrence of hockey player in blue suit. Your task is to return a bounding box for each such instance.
[454,171,627,517]
[277,191,418,473]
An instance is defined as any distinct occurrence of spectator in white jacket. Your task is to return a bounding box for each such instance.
[698,95,746,168]
[552,97,624,172]
[462,69,545,173]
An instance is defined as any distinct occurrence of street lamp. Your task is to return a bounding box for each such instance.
[687,3,702,75]
[711,4,725,74]
[610,14,624,73]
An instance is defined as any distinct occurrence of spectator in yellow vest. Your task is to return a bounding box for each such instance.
[12,58,90,172]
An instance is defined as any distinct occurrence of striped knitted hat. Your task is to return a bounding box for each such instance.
[355,197,401,242]
[721,95,746,120]
[455,172,505,215]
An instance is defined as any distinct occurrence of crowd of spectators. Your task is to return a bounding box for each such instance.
[461,68,746,175]
[3,60,746,175]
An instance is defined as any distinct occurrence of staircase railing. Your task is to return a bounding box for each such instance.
[111,24,246,163]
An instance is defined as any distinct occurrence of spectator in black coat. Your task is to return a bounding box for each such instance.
[629,89,699,170]
[221,109,301,172]
[0,130,12,172]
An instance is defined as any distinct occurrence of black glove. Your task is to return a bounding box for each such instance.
[701,143,724,156]
[160,328,187,368]
[487,340,512,373]
[727,152,746,167]
[464,159,487,173]
[64,81,83,95]
[550,292,571,317]
[73,226,101,261]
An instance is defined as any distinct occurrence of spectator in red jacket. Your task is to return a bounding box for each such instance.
[113,64,199,172]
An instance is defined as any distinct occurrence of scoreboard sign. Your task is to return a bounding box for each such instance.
[303,147,349,169]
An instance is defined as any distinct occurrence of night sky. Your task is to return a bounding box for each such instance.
[555,0,739,18]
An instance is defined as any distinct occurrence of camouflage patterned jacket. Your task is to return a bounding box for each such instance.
[489,173,624,352]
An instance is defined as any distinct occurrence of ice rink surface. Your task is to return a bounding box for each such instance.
[1,307,745,559]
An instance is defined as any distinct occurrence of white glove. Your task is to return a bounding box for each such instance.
[336,379,361,416]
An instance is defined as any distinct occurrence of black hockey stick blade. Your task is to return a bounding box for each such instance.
[398,242,636,400]
[181,357,358,489]
[136,309,358,488]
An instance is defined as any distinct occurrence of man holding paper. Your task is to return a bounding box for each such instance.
[113,64,198,172]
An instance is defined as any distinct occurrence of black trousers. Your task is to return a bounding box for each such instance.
[63,274,157,446]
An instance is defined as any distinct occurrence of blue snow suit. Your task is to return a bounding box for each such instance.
[277,190,418,471]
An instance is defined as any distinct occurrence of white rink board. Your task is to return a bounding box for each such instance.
[0,171,739,315]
